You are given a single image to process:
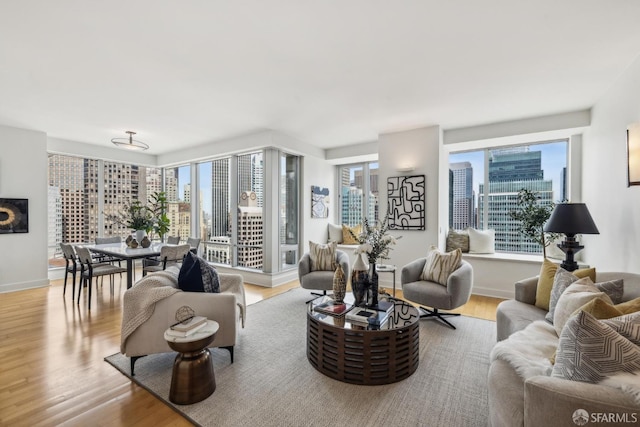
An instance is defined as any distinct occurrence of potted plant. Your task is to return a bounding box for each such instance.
[149,191,170,242]
[509,188,560,258]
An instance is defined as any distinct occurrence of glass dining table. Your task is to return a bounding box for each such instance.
[84,242,164,288]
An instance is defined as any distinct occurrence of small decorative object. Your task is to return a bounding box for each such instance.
[351,252,370,306]
[175,305,196,324]
[387,175,425,230]
[130,238,139,248]
[125,234,133,247]
[332,264,347,303]
[140,235,151,248]
[135,229,146,242]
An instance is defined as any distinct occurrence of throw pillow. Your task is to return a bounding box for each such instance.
[467,228,495,254]
[537,260,596,311]
[341,224,361,245]
[446,229,470,253]
[419,245,462,286]
[327,223,343,244]
[577,296,640,320]
[553,281,613,336]
[178,252,220,293]
[552,311,640,384]
[309,241,336,271]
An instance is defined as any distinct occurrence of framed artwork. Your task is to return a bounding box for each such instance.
[0,198,29,233]
[627,124,640,186]
[387,175,425,230]
[311,186,329,218]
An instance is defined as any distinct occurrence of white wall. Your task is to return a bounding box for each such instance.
[582,54,640,272]
[378,126,441,275]
[0,125,49,292]
[301,154,335,252]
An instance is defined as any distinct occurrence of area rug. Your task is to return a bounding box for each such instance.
[105,288,496,426]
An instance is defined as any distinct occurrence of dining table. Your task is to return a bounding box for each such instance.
[85,242,164,289]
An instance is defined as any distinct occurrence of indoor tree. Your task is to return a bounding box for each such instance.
[509,188,561,258]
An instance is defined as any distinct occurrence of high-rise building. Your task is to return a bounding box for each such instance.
[450,161,475,229]
[47,185,63,260]
[237,191,263,269]
[211,158,230,238]
[479,148,553,254]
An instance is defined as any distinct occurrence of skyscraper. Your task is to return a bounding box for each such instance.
[450,161,475,229]
[211,158,230,238]
[237,191,263,269]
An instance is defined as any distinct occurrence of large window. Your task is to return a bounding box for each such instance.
[449,140,568,254]
[164,164,191,241]
[280,153,299,269]
[338,162,379,226]
[236,152,264,270]
[199,158,232,265]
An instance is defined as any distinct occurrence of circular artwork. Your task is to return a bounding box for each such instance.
[250,192,256,200]
[0,202,20,228]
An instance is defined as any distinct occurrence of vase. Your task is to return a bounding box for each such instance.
[351,253,370,306]
[332,264,347,303]
[125,235,133,247]
[135,229,146,242]
[130,238,139,249]
[140,235,151,248]
[368,262,379,307]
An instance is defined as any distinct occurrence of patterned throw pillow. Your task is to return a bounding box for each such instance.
[446,229,469,253]
[552,311,640,383]
[341,224,361,245]
[547,276,624,323]
[309,241,336,271]
[553,281,613,336]
[537,260,595,311]
[178,252,220,293]
[419,245,462,286]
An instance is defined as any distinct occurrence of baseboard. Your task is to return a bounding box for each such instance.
[0,278,50,293]
[471,286,513,300]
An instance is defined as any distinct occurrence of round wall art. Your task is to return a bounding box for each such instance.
[0,199,29,233]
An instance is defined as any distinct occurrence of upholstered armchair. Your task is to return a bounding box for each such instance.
[298,249,349,300]
[401,258,473,329]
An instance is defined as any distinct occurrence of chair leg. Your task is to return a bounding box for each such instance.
[88,276,93,310]
[419,306,460,330]
[63,271,68,296]
[221,346,234,363]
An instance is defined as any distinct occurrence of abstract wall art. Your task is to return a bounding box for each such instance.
[387,175,425,230]
[0,198,29,234]
[311,186,329,218]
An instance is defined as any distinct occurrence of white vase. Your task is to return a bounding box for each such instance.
[135,230,146,242]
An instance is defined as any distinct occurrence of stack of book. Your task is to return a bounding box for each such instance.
[346,299,395,328]
[312,296,353,317]
[166,315,208,337]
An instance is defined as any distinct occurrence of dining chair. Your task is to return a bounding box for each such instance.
[75,246,127,310]
[60,242,80,298]
[94,236,123,264]
[142,244,191,276]
[166,236,180,245]
[186,237,201,254]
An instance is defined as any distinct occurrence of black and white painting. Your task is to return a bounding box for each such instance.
[0,198,29,233]
[387,175,425,230]
[311,186,329,218]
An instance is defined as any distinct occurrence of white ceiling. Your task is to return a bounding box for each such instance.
[2,1,640,155]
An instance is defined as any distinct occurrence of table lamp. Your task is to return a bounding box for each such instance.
[543,203,599,271]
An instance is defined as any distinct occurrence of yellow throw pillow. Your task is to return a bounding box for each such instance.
[341,224,361,245]
[616,297,640,314]
[577,296,640,319]
[535,258,596,310]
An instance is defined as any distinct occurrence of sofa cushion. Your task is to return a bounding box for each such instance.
[545,268,601,322]
[178,252,220,293]
[553,281,613,335]
[467,228,495,254]
[419,245,461,286]
[552,311,640,384]
[577,296,640,320]
[309,241,336,271]
[341,224,361,245]
[446,229,469,253]
[537,260,595,311]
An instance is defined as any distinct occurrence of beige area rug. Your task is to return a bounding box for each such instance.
[105,288,496,427]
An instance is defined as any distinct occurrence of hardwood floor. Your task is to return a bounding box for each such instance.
[0,273,502,426]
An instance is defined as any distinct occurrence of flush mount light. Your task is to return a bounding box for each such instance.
[111,131,149,151]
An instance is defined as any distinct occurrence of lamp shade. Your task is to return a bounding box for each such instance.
[543,203,599,235]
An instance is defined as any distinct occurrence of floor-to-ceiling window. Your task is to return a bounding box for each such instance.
[164,164,191,242]
[337,162,379,226]
[236,152,264,270]
[199,158,232,265]
[280,152,299,269]
[448,140,568,255]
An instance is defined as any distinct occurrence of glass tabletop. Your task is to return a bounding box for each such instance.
[308,294,419,331]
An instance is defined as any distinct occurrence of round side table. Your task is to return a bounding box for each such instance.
[164,319,219,405]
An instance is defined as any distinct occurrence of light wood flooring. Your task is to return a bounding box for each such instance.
[0,272,502,427]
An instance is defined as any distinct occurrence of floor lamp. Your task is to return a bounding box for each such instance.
[543,203,599,272]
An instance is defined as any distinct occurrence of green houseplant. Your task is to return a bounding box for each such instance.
[509,188,560,258]
[149,191,170,241]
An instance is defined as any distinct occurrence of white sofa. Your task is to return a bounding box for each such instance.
[489,272,640,427]
[120,266,245,375]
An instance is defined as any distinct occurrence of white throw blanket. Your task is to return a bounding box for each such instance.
[120,269,180,353]
[490,320,557,379]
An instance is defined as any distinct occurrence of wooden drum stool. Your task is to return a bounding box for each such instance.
[164,320,219,405]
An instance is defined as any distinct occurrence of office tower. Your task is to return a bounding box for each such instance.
[167,202,191,240]
[211,158,230,238]
[450,161,475,229]
[184,183,191,203]
[479,148,553,253]
[237,191,263,269]
[47,185,63,261]
[165,168,179,202]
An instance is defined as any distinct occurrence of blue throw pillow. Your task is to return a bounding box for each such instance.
[178,252,220,293]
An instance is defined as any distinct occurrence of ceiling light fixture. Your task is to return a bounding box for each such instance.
[111,131,149,151]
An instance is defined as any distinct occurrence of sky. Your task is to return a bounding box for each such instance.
[449,140,567,201]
